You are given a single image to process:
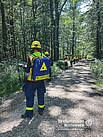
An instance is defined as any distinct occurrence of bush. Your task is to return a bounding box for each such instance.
[89,59,103,88]
[55,60,65,70]
[0,59,23,97]
[0,59,65,97]
[0,72,21,97]
[51,63,62,76]
[87,55,93,59]
[89,59,103,79]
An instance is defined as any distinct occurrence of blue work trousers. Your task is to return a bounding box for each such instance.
[25,80,46,116]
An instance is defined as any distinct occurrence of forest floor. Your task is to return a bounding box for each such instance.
[0,59,103,137]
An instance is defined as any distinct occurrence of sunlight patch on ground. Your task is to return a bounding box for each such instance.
[48,106,62,116]
[47,88,66,99]
[38,121,55,136]
[67,108,88,119]
[0,119,23,133]
[70,83,93,92]
[47,86,91,101]
[54,85,64,89]
[0,99,12,109]
[65,92,87,101]
[84,101,103,114]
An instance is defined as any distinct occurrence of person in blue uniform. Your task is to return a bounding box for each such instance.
[70,54,73,67]
[45,52,53,81]
[64,54,69,69]
[21,41,46,118]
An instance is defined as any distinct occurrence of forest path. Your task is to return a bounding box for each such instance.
[0,59,103,137]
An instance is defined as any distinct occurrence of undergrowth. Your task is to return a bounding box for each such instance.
[0,59,23,97]
[55,60,65,70]
[87,55,93,59]
[0,60,65,98]
[89,59,103,88]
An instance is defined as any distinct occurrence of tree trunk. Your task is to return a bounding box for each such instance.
[20,0,23,60]
[54,0,58,61]
[72,4,76,55]
[50,0,55,60]
[50,25,53,60]
[1,1,7,59]
[57,13,59,60]
[96,0,100,59]
[50,0,68,61]
[63,46,65,59]
[32,0,37,40]
[10,3,16,58]
[23,2,26,62]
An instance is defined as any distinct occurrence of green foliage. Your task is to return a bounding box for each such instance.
[84,0,103,59]
[90,81,103,88]
[95,81,103,88]
[0,59,64,98]
[87,55,93,59]
[89,59,103,88]
[55,60,65,70]
[89,59,103,79]
[0,59,23,97]
[51,60,66,78]
[0,72,21,97]
[51,64,62,77]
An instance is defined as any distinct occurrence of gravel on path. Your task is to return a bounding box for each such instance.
[0,59,103,137]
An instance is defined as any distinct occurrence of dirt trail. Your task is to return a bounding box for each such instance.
[0,59,103,137]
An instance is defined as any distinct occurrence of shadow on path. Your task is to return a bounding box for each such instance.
[0,59,103,137]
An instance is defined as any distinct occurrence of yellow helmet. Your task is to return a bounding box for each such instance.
[45,52,49,56]
[31,41,41,49]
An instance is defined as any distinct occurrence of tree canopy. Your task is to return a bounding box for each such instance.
[0,0,103,62]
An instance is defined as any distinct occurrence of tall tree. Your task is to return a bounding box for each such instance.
[32,0,37,40]
[85,0,102,59]
[72,2,77,55]
[59,0,83,57]
[50,0,68,61]
[1,0,7,59]
[96,0,100,59]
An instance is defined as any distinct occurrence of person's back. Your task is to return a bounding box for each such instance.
[64,54,69,69]
[26,51,46,81]
[21,41,46,118]
[45,52,53,81]
[70,54,73,67]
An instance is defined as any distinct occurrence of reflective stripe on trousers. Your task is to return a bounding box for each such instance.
[25,81,46,116]
[38,105,45,108]
[26,107,34,110]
